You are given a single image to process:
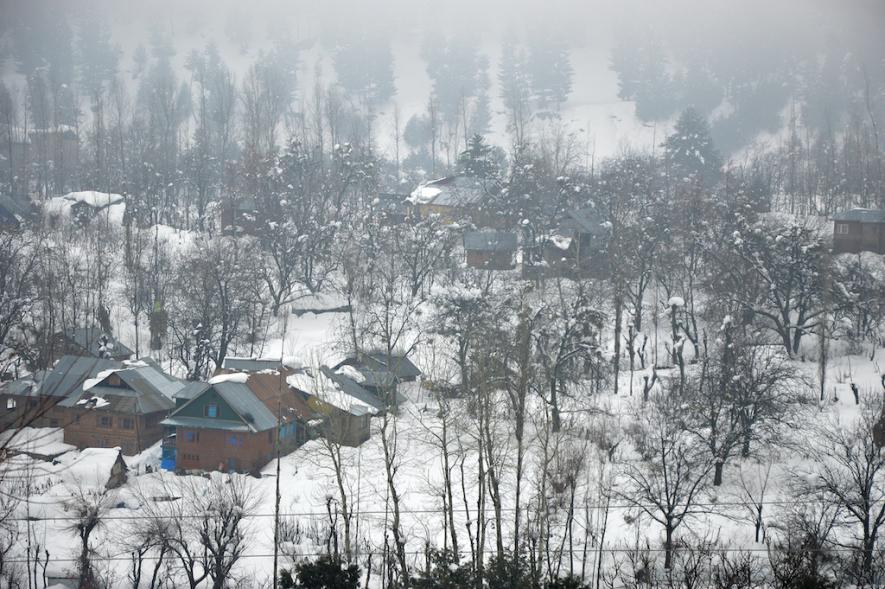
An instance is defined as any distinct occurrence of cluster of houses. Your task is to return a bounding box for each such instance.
[0,327,421,476]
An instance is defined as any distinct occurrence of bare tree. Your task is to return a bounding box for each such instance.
[619,399,714,569]
[806,399,885,584]
[64,482,116,588]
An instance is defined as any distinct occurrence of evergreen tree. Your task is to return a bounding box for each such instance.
[457,134,499,179]
[527,39,573,112]
[333,35,396,107]
[664,107,722,184]
[280,556,360,589]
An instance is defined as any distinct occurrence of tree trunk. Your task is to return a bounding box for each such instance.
[713,461,724,486]
[613,294,623,395]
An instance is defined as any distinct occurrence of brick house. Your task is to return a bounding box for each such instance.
[161,368,314,474]
[57,359,182,455]
[0,355,120,432]
[833,209,885,254]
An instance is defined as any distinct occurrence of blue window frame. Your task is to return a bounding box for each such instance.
[204,403,218,418]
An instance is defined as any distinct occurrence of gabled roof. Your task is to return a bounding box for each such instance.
[163,380,278,433]
[0,194,30,227]
[409,175,498,208]
[32,355,122,399]
[463,231,518,252]
[221,356,301,373]
[58,359,181,414]
[833,208,885,223]
[60,327,134,359]
[162,370,315,432]
[559,206,608,235]
[363,351,422,380]
[287,367,381,416]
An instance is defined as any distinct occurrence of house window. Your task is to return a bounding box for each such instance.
[185,430,199,443]
[227,434,242,447]
[121,418,134,430]
[5,398,15,410]
[204,404,218,418]
[836,223,850,234]
[49,419,59,428]
[98,415,112,428]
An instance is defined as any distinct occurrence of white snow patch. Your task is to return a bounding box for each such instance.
[208,372,250,385]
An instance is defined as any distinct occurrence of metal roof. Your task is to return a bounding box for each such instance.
[35,356,122,398]
[463,231,518,252]
[560,206,608,235]
[61,327,134,358]
[363,351,422,379]
[412,175,498,208]
[832,208,885,223]
[56,360,180,414]
[164,380,278,433]
[321,366,386,412]
[222,357,285,372]
[161,415,251,432]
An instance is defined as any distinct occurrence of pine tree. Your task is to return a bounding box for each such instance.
[457,134,498,179]
[664,107,723,184]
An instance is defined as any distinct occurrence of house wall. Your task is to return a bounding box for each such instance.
[833,221,885,254]
[0,394,67,431]
[466,250,513,270]
[328,411,370,447]
[62,409,166,455]
[174,427,276,473]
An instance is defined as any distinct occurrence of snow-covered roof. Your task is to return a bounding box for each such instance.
[287,368,379,416]
[208,372,249,385]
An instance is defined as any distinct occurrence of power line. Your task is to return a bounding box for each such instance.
[0,498,849,522]
[3,545,875,565]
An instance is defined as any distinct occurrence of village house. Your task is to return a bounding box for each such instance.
[0,355,121,432]
[374,192,413,225]
[48,326,134,365]
[463,230,518,270]
[832,208,885,255]
[220,196,262,236]
[525,205,611,279]
[332,349,421,400]
[161,365,314,474]
[57,358,182,454]
[67,448,129,490]
[287,366,378,447]
[408,175,506,227]
[0,194,33,232]
[6,125,80,197]
[43,191,125,227]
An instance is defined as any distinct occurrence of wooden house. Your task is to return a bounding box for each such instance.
[66,448,129,490]
[48,327,133,365]
[330,351,418,408]
[0,355,121,432]
[374,192,413,225]
[58,358,182,455]
[463,231,518,270]
[833,209,885,255]
[0,194,32,232]
[161,368,314,474]
[525,206,610,279]
[43,191,125,228]
[220,197,262,236]
[287,367,378,447]
[408,175,505,227]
